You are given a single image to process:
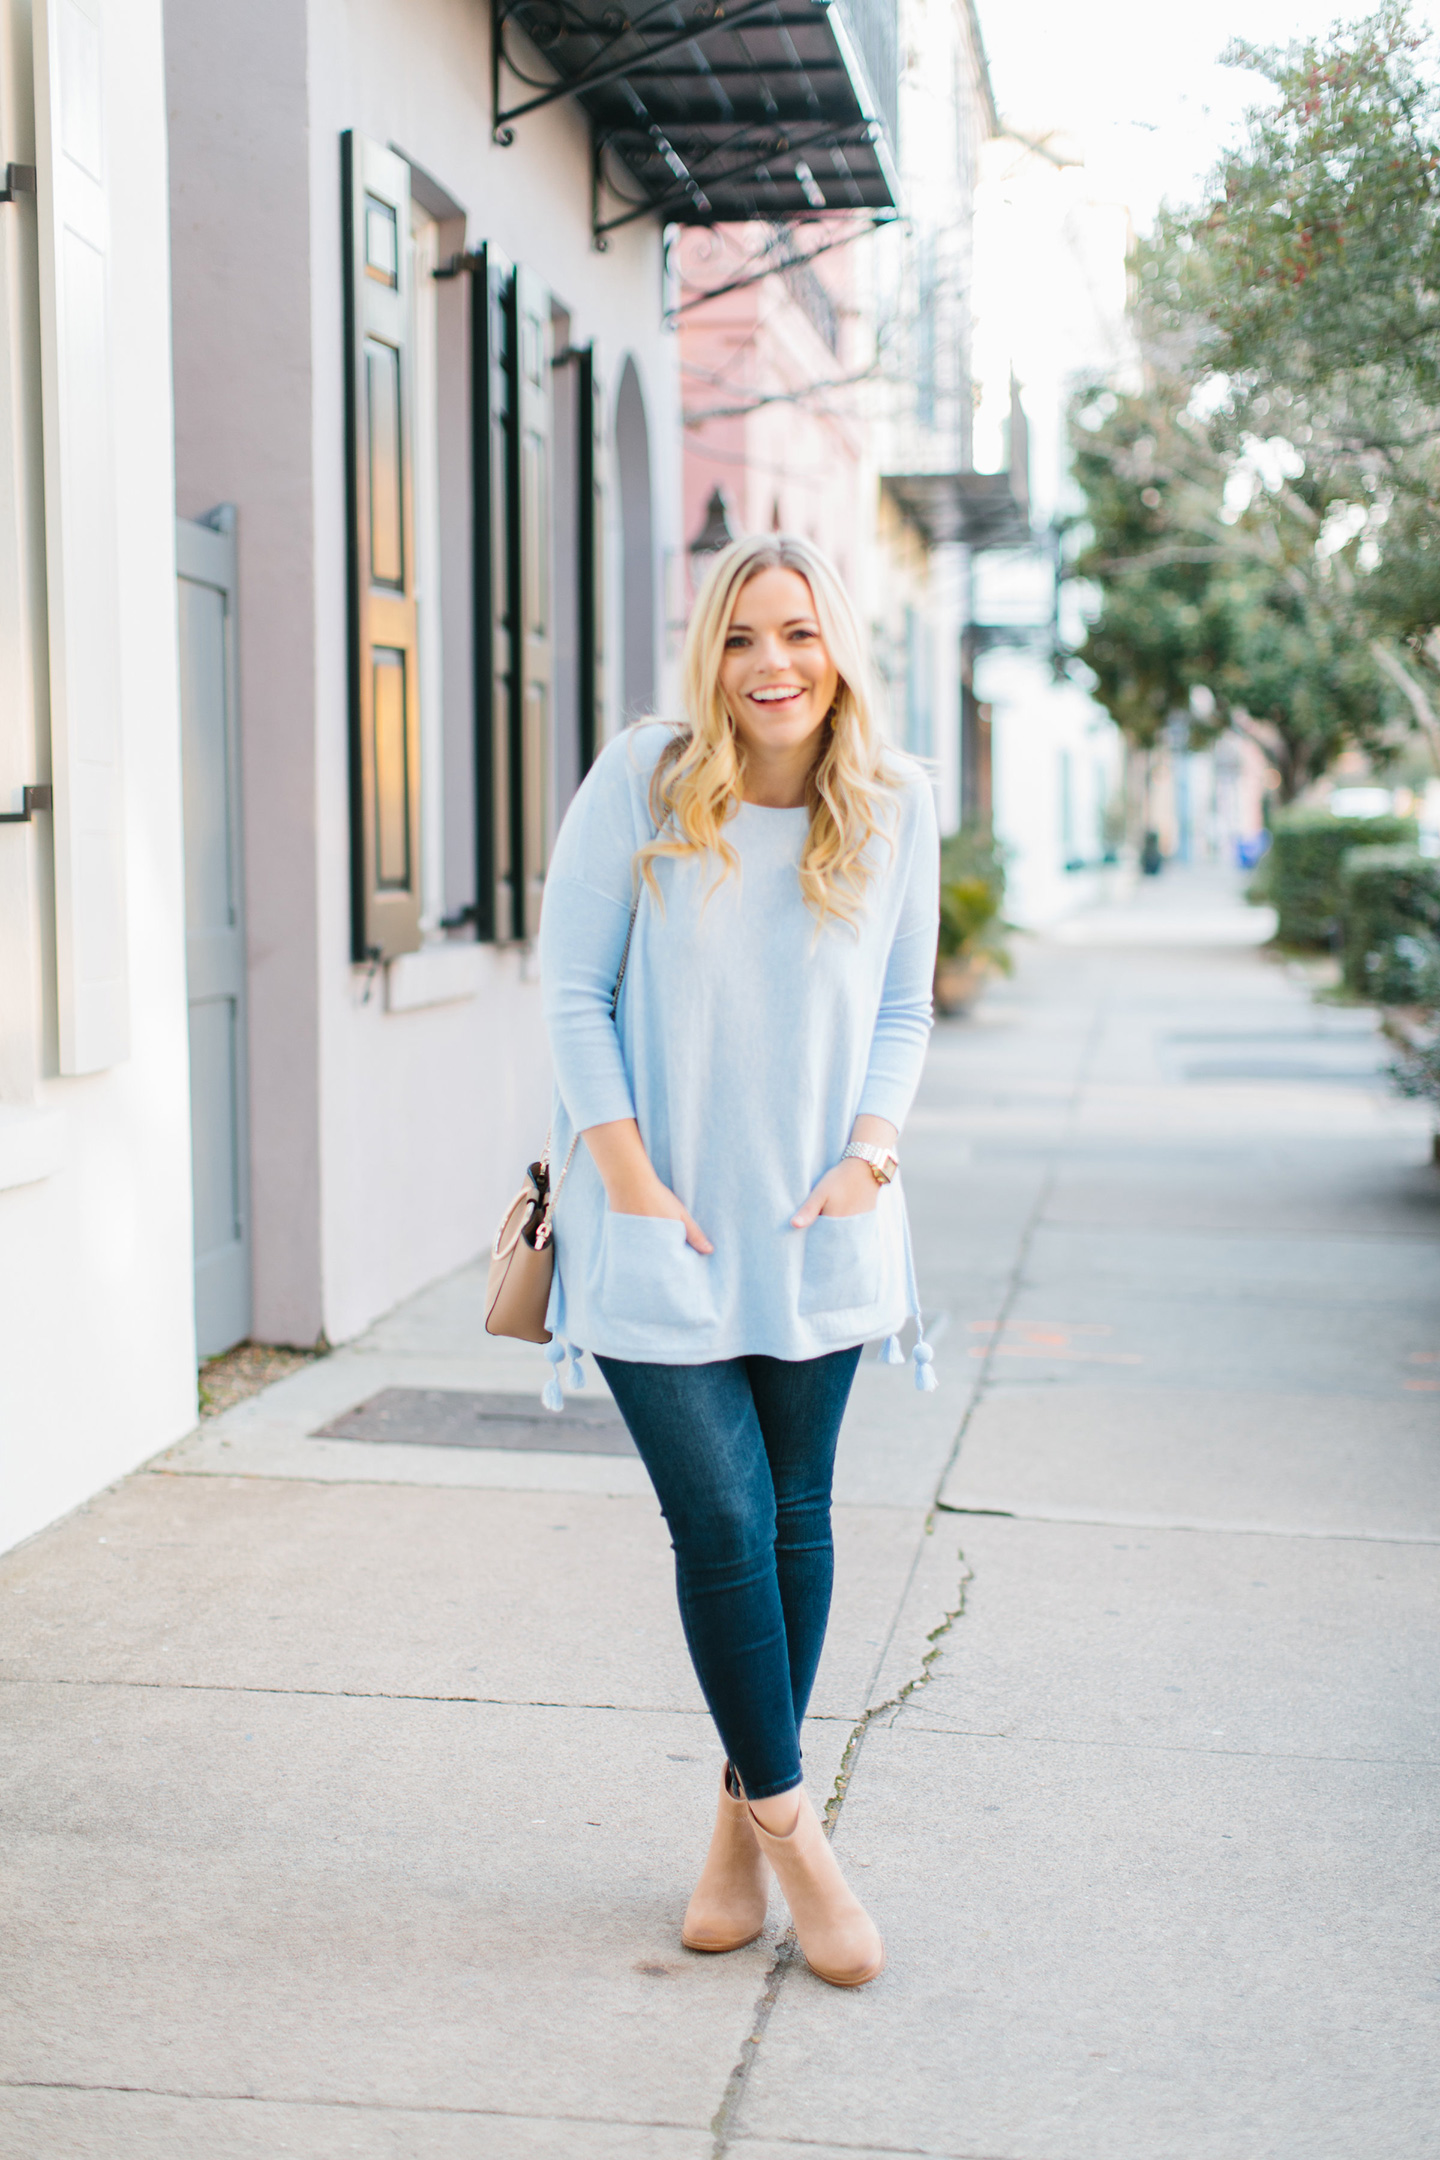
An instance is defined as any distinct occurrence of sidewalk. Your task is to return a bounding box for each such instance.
[3,865,1437,2159]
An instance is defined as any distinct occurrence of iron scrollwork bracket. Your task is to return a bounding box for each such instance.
[491,0,791,146]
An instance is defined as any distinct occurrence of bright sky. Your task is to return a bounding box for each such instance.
[978,0,1440,230]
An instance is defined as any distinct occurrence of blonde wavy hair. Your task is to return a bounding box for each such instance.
[635,534,899,928]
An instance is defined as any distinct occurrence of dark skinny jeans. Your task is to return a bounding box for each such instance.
[594,1346,863,1800]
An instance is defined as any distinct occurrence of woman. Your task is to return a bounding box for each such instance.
[537,535,938,1989]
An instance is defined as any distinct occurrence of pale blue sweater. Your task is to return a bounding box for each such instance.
[537,723,939,1389]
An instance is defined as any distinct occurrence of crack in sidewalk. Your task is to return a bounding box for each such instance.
[710,1001,1110,2157]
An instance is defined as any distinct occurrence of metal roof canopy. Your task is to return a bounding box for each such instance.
[881,471,1030,550]
[491,0,901,241]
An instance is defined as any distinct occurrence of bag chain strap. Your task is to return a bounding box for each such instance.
[533,885,641,1251]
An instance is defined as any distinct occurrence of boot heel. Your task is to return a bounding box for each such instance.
[681,1765,770,1954]
[747,1792,884,1988]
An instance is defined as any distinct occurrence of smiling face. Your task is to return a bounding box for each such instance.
[718,566,841,771]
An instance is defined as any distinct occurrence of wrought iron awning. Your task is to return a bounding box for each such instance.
[492,0,900,239]
[881,471,1031,550]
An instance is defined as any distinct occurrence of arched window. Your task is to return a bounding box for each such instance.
[615,357,655,721]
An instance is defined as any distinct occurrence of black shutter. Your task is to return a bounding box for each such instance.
[510,267,552,942]
[577,342,605,776]
[471,241,514,942]
[342,131,422,962]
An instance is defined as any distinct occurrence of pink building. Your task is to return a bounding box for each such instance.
[677,223,868,600]
[674,0,999,827]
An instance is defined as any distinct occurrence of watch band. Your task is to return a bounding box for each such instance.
[842,1140,899,1185]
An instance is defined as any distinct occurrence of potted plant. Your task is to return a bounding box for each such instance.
[935,826,1012,1016]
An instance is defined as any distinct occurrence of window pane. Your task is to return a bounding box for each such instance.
[366,339,404,588]
[373,647,410,889]
[365,196,398,286]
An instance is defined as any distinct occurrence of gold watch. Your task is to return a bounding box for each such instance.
[842,1141,899,1185]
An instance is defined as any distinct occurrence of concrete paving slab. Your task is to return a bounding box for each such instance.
[733,1726,1440,2160]
[173,1426,659,1497]
[857,1516,974,1717]
[1022,1221,1440,1305]
[0,1472,931,1727]
[165,1342,662,1495]
[830,1353,967,1510]
[0,2089,715,2160]
[958,1280,1439,1400]
[732,2144,943,2160]
[895,1515,1440,1763]
[938,1384,1440,1539]
[1045,1138,1440,1238]
[1067,1084,1428,1140]
[0,1683,793,2128]
[1053,900,1278,945]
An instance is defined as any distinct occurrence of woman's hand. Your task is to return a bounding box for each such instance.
[608,1169,714,1254]
[582,1117,714,1253]
[792,1156,880,1226]
[792,1114,897,1227]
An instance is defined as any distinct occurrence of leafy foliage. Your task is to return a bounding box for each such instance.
[1068,379,1404,797]
[1136,6,1440,745]
[1150,7,1440,414]
[1263,808,1416,944]
[1339,844,1440,999]
[938,827,1011,970]
[1069,7,1440,790]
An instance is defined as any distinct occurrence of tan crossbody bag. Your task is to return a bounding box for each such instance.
[483,891,640,1344]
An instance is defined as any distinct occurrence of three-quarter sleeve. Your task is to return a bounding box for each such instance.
[856,779,940,1130]
[538,734,651,1133]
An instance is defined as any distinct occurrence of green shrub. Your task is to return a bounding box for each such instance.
[1388,1021,1440,1121]
[938,826,1011,971]
[1339,845,1440,1004]
[1266,809,1417,946]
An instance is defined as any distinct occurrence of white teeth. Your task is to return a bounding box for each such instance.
[752,688,800,702]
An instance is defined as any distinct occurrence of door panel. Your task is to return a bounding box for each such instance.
[177,511,251,1359]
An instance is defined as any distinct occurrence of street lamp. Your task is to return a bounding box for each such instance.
[689,486,738,564]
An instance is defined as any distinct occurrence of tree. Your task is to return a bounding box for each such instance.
[1139,4,1440,756]
[1067,378,1405,799]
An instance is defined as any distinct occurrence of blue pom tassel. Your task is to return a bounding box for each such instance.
[567,1342,586,1389]
[879,1333,905,1366]
[913,1338,937,1392]
[541,1372,565,1412]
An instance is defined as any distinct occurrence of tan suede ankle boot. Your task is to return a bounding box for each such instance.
[681,1765,771,1953]
[747,1790,884,1987]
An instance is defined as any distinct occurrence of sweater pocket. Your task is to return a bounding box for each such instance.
[600,1212,718,1331]
[797,1210,881,1318]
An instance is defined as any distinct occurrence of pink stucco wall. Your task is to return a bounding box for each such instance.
[676,225,867,601]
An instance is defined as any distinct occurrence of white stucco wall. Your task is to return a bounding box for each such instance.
[0,0,195,1553]
[985,645,1124,927]
[303,0,681,1344]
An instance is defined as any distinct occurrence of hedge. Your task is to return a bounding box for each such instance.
[1264,809,1417,946]
[1339,845,1440,1005]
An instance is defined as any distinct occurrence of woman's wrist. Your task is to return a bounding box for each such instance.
[604,1162,666,1213]
[849,1113,899,1153]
